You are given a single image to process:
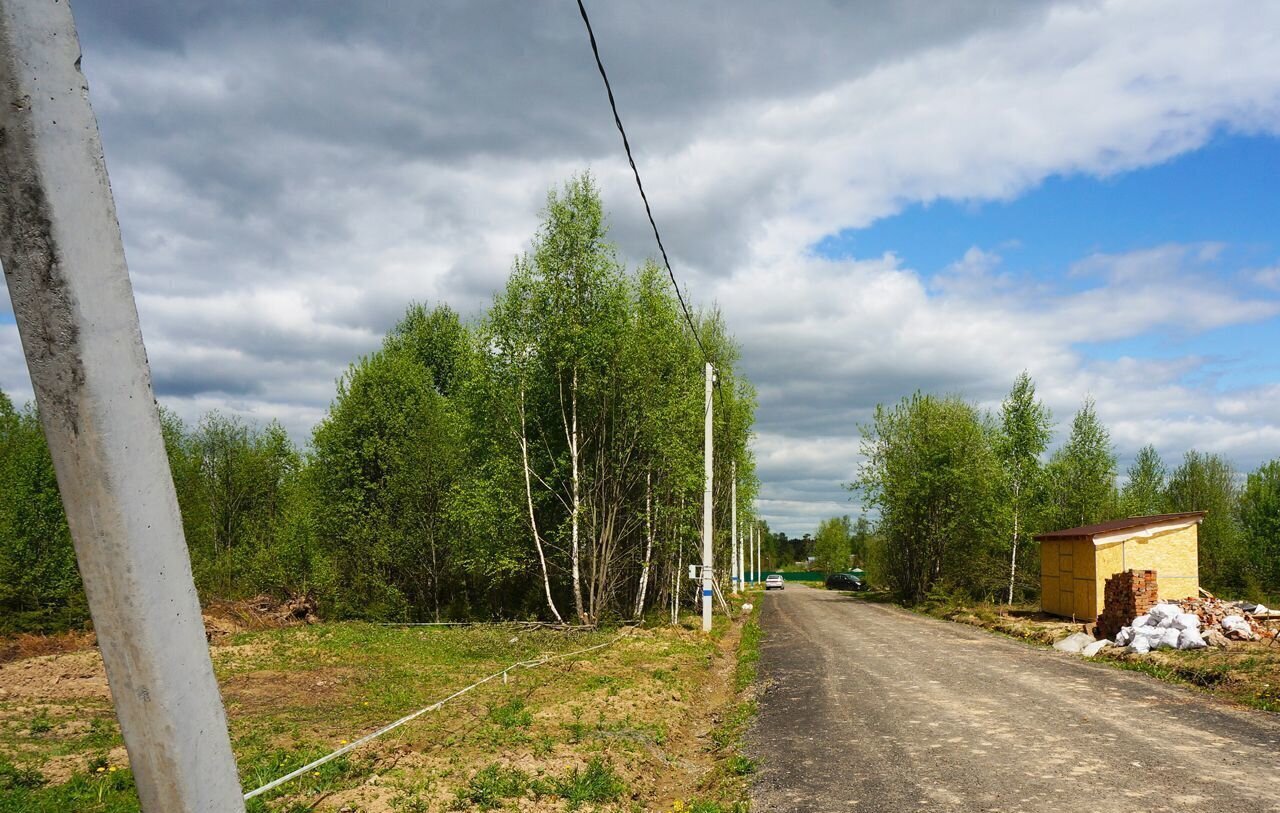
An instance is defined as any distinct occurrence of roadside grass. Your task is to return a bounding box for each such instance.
[0,606,766,812]
[671,595,761,813]
[853,592,1280,714]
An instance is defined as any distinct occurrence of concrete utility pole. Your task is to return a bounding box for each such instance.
[0,3,245,811]
[747,522,757,586]
[701,362,714,632]
[730,462,738,595]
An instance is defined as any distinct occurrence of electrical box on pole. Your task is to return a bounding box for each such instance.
[0,3,245,810]
[701,362,714,632]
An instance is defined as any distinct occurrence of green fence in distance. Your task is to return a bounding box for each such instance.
[761,570,864,583]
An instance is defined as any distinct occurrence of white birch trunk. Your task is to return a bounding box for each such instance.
[635,470,654,618]
[569,366,587,625]
[1007,482,1020,606]
[520,388,563,623]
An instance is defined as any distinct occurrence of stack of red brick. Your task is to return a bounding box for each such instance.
[1095,569,1158,641]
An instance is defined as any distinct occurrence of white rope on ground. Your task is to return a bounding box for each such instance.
[241,627,634,801]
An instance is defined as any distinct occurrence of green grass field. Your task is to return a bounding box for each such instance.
[0,602,762,812]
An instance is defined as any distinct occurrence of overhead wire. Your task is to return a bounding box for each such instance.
[575,0,741,558]
[574,0,710,365]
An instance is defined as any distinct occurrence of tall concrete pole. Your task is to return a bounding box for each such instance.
[701,362,714,632]
[730,461,738,595]
[0,3,245,810]
[747,524,757,581]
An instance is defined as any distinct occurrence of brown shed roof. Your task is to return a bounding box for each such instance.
[1033,511,1207,542]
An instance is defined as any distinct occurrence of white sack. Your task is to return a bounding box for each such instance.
[1115,626,1134,646]
[1129,637,1151,653]
[1173,613,1201,631]
[1177,628,1207,650]
[1157,627,1181,650]
[1131,614,1151,628]
[1082,639,1110,657]
[1222,615,1251,636]
[1053,632,1094,653]
[1149,604,1181,625]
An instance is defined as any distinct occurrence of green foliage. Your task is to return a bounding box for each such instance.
[550,758,626,810]
[28,708,52,735]
[488,697,533,729]
[0,172,760,632]
[0,760,46,790]
[855,392,1003,603]
[0,393,84,633]
[1166,451,1245,592]
[812,515,852,573]
[452,763,530,810]
[1239,459,1280,592]
[1045,398,1118,529]
[167,411,305,599]
[996,372,1052,602]
[1122,444,1167,517]
[310,307,467,620]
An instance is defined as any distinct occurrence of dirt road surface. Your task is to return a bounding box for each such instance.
[747,585,1280,813]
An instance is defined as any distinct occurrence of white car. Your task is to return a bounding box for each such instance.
[764,574,785,590]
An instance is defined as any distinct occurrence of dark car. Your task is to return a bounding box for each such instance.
[825,572,865,591]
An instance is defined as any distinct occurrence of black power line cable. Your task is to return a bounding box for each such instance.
[575,0,739,502]
[574,0,710,363]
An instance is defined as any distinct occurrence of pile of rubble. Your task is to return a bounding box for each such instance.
[1114,603,1212,651]
[203,593,319,641]
[1110,599,1276,652]
[1174,596,1272,640]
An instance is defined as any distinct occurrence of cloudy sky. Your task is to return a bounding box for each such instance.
[3,1,1280,534]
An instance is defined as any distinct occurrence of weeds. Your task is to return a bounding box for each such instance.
[452,763,530,810]
[487,696,533,729]
[0,760,46,790]
[28,708,53,735]
[550,757,626,810]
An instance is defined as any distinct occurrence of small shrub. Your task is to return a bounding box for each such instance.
[488,697,533,729]
[28,708,53,735]
[726,755,756,776]
[453,763,529,810]
[552,758,625,810]
[0,760,47,790]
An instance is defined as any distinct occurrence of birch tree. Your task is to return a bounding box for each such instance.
[997,372,1050,604]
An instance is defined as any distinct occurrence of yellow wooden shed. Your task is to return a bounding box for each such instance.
[1035,512,1205,619]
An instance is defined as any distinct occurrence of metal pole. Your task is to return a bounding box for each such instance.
[701,362,714,632]
[0,4,244,810]
[730,461,738,595]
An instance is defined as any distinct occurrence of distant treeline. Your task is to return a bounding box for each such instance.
[849,374,1280,605]
[0,174,758,633]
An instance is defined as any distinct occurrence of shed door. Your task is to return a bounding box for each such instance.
[1059,546,1075,616]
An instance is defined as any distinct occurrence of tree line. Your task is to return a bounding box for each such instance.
[0,174,758,633]
[850,372,1280,604]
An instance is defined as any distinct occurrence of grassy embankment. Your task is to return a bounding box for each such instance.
[0,600,764,813]
[843,589,1280,714]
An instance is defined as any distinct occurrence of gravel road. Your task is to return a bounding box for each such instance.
[747,585,1280,813]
